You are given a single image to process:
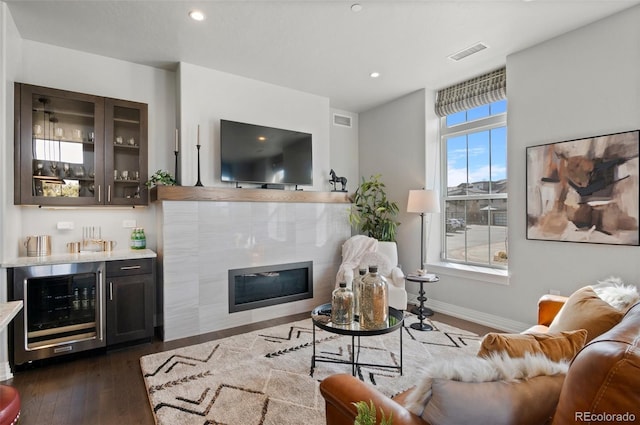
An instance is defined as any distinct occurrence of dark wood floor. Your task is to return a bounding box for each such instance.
[3,310,498,425]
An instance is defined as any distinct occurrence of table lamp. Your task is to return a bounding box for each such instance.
[407,189,440,271]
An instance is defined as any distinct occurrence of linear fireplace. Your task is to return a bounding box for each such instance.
[228,261,313,313]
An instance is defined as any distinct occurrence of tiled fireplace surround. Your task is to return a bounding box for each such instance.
[157,197,351,341]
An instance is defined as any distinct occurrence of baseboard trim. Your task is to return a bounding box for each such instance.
[409,294,530,333]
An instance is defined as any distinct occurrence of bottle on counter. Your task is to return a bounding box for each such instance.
[130,228,138,249]
[138,228,146,249]
[331,282,354,326]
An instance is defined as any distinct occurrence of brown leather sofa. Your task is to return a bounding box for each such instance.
[320,299,640,425]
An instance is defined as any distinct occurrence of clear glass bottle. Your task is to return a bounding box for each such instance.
[331,282,354,326]
[353,268,367,317]
[358,265,388,330]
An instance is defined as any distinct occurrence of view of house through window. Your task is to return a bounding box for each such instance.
[441,100,508,268]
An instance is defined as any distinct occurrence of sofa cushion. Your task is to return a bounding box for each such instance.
[549,287,624,342]
[422,375,564,425]
[403,352,568,425]
[477,329,587,362]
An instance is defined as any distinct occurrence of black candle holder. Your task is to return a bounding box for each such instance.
[195,145,203,187]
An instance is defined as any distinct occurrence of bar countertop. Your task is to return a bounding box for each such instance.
[0,301,23,331]
[0,249,157,269]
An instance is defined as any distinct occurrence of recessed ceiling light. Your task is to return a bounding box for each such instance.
[351,4,363,12]
[370,72,381,78]
[258,136,267,142]
[189,10,206,21]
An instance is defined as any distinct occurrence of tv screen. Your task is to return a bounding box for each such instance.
[220,120,313,186]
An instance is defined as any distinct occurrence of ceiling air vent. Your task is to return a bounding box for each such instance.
[448,42,489,61]
[333,113,352,128]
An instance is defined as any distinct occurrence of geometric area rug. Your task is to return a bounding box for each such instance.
[140,313,481,425]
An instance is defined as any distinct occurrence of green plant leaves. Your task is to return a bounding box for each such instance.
[349,174,400,242]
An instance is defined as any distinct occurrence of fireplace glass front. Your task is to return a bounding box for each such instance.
[228,261,313,313]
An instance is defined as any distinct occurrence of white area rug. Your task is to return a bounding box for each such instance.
[140,313,480,425]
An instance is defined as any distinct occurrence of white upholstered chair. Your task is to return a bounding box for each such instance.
[337,236,407,311]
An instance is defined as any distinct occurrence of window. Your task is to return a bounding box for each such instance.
[440,100,507,268]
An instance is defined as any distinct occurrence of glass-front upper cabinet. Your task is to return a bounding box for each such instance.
[105,98,148,205]
[14,83,148,206]
[15,84,105,206]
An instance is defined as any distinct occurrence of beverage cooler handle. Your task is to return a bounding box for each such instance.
[99,270,105,341]
[108,185,111,203]
[109,281,113,301]
[98,185,101,203]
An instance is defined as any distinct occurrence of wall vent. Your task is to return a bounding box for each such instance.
[448,42,488,61]
[333,113,352,128]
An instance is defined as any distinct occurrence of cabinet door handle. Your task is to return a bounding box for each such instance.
[98,185,101,203]
[108,185,111,203]
[109,281,113,301]
[120,265,142,270]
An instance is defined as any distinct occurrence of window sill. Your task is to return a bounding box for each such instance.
[425,261,509,286]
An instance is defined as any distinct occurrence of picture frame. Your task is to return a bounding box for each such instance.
[526,130,640,246]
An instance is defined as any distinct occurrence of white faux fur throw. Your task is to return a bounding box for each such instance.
[592,277,640,311]
[335,235,377,286]
[404,352,569,416]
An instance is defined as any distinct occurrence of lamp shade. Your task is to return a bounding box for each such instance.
[407,189,440,214]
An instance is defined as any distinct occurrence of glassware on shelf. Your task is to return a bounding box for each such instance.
[331,282,354,326]
[358,265,389,330]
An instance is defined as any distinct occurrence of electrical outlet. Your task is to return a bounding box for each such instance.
[122,220,136,228]
[57,221,74,230]
[549,289,561,295]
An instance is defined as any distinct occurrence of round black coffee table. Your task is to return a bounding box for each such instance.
[310,303,404,376]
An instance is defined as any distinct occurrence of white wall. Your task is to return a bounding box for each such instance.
[359,89,430,278]
[3,40,176,257]
[177,62,333,192]
[329,108,359,193]
[427,5,640,329]
[359,7,640,331]
[503,6,640,318]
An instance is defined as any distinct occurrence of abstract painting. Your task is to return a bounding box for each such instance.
[527,130,639,245]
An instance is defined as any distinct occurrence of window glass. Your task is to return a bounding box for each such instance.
[441,100,508,268]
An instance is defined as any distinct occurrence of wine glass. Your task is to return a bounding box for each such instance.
[50,162,58,177]
[63,163,70,177]
[36,162,44,176]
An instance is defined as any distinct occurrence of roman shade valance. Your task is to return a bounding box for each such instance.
[435,67,506,117]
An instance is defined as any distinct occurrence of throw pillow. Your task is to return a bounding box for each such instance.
[549,286,624,342]
[477,329,587,362]
[403,352,568,425]
[592,277,640,311]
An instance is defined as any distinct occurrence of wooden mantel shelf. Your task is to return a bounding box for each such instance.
[151,185,352,204]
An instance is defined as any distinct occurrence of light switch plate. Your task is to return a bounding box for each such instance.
[123,220,136,228]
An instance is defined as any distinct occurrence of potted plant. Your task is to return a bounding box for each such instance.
[145,170,176,188]
[353,400,393,425]
[349,174,400,242]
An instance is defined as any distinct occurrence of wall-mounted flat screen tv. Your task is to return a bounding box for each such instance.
[220,119,313,186]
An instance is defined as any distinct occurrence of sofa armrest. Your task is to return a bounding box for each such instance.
[538,294,568,326]
[319,374,426,425]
